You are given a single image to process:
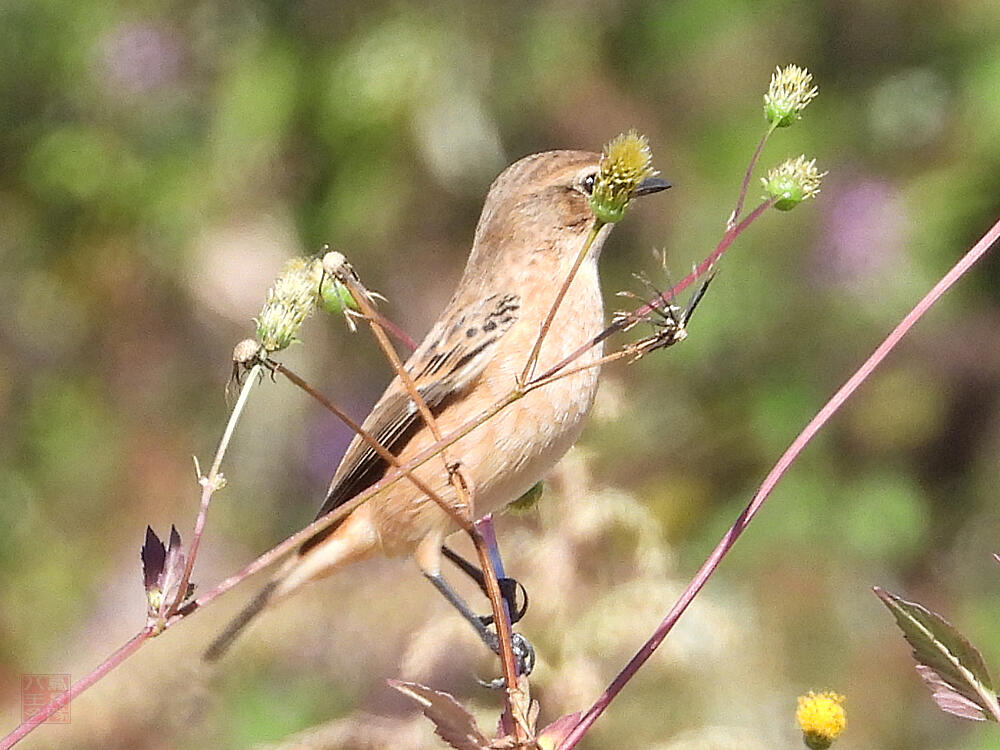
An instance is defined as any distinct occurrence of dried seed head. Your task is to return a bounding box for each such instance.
[232,338,261,365]
[762,155,826,210]
[764,64,819,128]
[590,130,657,224]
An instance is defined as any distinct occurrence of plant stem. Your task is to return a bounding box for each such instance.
[729,124,776,229]
[273,362,460,523]
[520,220,604,383]
[171,362,261,613]
[537,199,774,384]
[335,268,524,737]
[557,215,1000,750]
[0,628,154,750]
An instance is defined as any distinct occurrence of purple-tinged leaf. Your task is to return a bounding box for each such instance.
[917,666,989,721]
[159,525,191,610]
[141,526,165,592]
[168,525,182,555]
[875,586,1000,722]
[141,525,193,619]
[389,680,490,750]
[536,712,581,750]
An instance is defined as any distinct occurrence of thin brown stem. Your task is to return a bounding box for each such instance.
[537,198,775,384]
[170,362,262,613]
[273,362,465,529]
[520,220,604,383]
[339,274,473,522]
[528,347,637,390]
[337,269,524,736]
[369,307,418,351]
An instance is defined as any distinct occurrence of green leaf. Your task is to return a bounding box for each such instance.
[875,586,1000,722]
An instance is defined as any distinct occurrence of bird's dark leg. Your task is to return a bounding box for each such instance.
[441,545,529,625]
[423,570,535,685]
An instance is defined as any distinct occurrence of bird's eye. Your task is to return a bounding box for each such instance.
[581,172,596,195]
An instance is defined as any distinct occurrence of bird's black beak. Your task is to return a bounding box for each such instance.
[635,176,672,196]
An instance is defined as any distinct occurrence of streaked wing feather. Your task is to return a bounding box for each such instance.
[300,293,520,553]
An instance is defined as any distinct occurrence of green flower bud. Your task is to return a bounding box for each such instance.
[764,65,819,128]
[762,155,825,210]
[319,251,361,315]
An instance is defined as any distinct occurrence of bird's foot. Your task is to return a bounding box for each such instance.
[478,630,535,689]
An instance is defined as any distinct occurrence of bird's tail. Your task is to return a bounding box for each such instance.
[203,580,279,662]
[203,512,379,662]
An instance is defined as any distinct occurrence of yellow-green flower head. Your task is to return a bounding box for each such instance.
[796,691,846,750]
[590,130,656,224]
[762,155,826,210]
[255,257,324,352]
[764,64,819,128]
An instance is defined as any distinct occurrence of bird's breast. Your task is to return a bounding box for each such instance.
[461,258,606,515]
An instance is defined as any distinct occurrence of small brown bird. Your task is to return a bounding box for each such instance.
[205,148,670,661]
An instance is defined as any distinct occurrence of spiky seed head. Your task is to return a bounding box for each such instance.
[255,257,324,353]
[590,130,657,224]
[764,64,819,128]
[762,155,826,210]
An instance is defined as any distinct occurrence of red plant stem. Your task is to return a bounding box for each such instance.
[558,216,1000,750]
[371,308,417,351]
[730,126,775,228]
[0,628,154,750]
[535,199,774,385]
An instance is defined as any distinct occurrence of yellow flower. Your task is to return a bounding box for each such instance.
[590,130,657,224]
[796,691,846,750]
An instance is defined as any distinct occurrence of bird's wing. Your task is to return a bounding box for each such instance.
[303,293,521,548]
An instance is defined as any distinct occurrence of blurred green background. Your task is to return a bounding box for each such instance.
[3,1,1000,748]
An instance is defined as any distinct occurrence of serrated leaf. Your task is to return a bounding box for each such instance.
[389,680,490,750]
[875,586,1000,722]
[917,666,990,720]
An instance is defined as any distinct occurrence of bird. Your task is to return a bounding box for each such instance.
[204,147,670,662]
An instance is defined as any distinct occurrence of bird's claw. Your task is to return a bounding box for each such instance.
[478,631,535,689]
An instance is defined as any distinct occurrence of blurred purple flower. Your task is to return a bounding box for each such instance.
[305,392,377,487]
[99,23,181,95]
[813,175,907,286]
